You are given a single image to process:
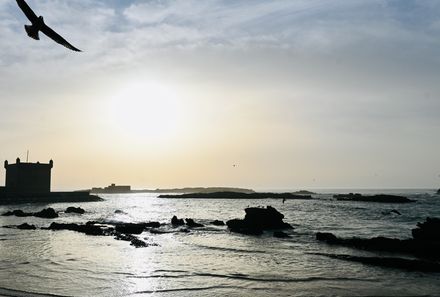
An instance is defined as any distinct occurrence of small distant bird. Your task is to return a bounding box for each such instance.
[16,0,81,52]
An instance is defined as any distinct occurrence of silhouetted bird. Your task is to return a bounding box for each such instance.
[16,0,81,52]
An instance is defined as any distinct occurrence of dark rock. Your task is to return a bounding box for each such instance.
[244,206,293,229]
[412,217,440,241]
[226,206,292,235]
[144,221,161,228]
[185,218,204,228]
[437,189,440,195]
[334,193,414,203]
[180,228,190,233]
[114,210,126,214]
[171,215,185,226]
[316,232,338,243]
[34,208,58,219]
[2,210,28,217]
[47,222,107,236]
[319,253,440,272]
[211,220,225,226]
[114,223,145,234]
[17,223,36,230]
[316,230,440,260]
[273,231,290,238]
[65,207,85,214]
[226,219,263,235]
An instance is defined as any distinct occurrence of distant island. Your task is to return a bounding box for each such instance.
[333,193,414,203]
[158,191,313,200]
[90,184,255,194]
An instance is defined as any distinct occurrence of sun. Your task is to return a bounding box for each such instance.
[105,81,185,143]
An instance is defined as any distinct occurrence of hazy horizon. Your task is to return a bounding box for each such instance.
[1,0,439,190]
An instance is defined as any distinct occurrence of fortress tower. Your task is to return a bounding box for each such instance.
[4,158,53,193]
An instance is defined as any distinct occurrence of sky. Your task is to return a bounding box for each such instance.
[0,0,439,190]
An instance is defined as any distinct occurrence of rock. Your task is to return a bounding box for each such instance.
[226,219,263,235]
[114,223,145,234]
[412,217,440,241]
[273,231,290,238]
[65,207,85,214]
[2,210,28,217]
[437,189,440,195]
[17,223,36,230]
[171,215,185,226]
[47,222,107,236]
[244,206,293,229]
[34,208,58,218]
[211,220,225,226]
[317,253,440,272]
[227,206,292,235]
[316,232,338,243]
[316,228,440,260]
[144,221,161,228]
[185,218,204,228]
[334,193,414,203]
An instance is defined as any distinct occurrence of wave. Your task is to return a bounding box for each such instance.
[191,243,267,254]
[129,271,374,283]
[0,287,72,297]
[132,285,243,294]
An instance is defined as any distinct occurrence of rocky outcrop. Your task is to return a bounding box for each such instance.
[316,253,440,272]
[185,218,204,228]
[17,223,36,230]
[412,217,440,241]
[226,206,293,235]
[171,215,185,226]
[114,223,145,234]
[65,207,85,214]
[211,220,225,226]
[333,193,414,203]
[316,217,440,260]
[2,208,58,218]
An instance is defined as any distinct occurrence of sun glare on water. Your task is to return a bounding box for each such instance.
[106,81,186,144]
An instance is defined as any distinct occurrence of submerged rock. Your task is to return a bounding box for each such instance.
[65,207,85,214]
[171,215,185,226]
[185,218,204,228]
[227,206,292,235]
[334,193,414,203]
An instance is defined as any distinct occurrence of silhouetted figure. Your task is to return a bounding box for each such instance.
[16,0,82,52]
[282,198,286,204]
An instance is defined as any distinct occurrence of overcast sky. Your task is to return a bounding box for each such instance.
[0,0,439,190]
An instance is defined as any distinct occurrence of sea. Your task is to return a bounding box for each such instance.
[1,189,440,297]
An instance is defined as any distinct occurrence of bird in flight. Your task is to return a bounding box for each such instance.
[16,0,82,52]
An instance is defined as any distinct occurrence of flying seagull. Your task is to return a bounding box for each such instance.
[16,0,81,52]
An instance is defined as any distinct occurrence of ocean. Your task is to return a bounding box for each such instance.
[1,189,440,296]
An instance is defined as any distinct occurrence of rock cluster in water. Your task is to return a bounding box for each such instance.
[2,208,58,218]
[226,206,293,235]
